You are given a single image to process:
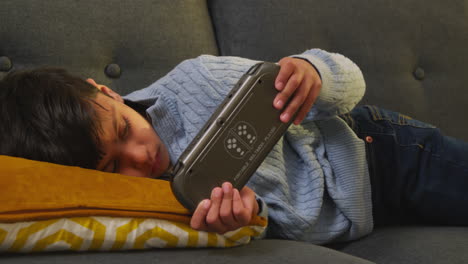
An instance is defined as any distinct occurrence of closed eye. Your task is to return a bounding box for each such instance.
[109,116,132,173]
[121,116,132,140]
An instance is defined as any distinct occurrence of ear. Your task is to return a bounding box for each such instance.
[86,78,124,104]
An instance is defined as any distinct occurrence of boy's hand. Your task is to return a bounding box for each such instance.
[274,57,322,125]
[190,182,259,234]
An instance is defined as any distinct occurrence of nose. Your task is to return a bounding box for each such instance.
[121,143,150,169]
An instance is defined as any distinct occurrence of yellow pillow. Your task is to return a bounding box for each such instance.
[0,156,267,252]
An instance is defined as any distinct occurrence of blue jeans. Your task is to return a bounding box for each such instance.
[340,105,468,226]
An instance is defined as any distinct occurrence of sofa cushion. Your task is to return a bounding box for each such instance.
[337,226,468,264]
[1,239,375,264]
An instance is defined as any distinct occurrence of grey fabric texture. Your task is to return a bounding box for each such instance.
[0,240,374,264]
[209,0,468,140]
[337,226,468,264]
[0,0,219,95]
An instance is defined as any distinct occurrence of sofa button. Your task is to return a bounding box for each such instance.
[105,63,121,78]
[413,67,425,80]
[0,56,12,72]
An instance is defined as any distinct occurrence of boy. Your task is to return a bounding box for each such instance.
[1,49,467,244]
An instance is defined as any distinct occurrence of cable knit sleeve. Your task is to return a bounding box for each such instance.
[292,49,366,121]
[197,55,260,90]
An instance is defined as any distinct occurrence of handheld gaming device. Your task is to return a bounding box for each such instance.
[170,62,293,211]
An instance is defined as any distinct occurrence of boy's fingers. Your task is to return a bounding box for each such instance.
[219,182,236,227]
[86,78,97,86]
[190,199,211,231]
[232,188,244,215]
[280,78,310,123]
[286,78,312,124]
[293,96,312,125]
[241,187,257,213]
[274,71,304,112]
[275,60,295,91]
[233,188,250,226]
[293,82,319,124]
[206,187,227,233]
[294,81,321,125]
[240,187,259,225]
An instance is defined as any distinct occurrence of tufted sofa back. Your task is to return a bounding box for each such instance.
[0,0,218,95]
[208,0,468,140]
[1,0,467,140]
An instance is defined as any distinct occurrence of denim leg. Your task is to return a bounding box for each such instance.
[341,105,468,226]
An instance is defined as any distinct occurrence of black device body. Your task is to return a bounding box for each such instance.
[170,62,293,211]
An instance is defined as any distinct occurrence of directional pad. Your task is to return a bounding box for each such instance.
[226,138,237,149]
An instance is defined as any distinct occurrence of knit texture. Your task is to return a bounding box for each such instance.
[124,49,373,244]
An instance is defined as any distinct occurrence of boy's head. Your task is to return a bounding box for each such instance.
[0,68,170,178]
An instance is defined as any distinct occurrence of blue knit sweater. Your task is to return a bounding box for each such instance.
[124,49,373,244]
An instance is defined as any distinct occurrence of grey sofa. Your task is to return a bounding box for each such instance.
[1,0,467,263]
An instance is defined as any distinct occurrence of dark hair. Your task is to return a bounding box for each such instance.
[0,67,104,169]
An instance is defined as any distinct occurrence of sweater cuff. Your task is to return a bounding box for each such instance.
[291,56,322,80]
[255,195,268,239]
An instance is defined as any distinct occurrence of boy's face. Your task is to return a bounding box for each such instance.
[88,79,170,178]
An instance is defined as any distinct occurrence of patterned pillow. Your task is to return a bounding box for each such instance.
[0,217,265,252]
